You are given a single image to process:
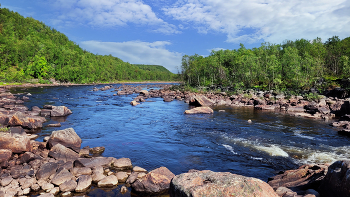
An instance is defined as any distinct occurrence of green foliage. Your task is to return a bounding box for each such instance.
[180,36,350,91]
[304,92,322,101]
[0,8,177,83]
[0,125,9,132]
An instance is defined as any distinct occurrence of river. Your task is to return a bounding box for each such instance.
[9,83,350,195]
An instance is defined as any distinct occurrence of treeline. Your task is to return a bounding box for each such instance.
[181,36,350,91]
[0,7,177,83]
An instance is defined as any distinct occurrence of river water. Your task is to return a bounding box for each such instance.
[9,83,350,194]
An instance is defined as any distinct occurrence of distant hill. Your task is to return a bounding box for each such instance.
[0,7,177,83]
[134,64,173,73]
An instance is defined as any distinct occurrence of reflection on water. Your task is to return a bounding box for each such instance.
[10,84,350,184]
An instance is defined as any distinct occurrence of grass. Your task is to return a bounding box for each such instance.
[0,126,9,132]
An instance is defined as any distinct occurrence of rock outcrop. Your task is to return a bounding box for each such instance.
[170,170,278,197]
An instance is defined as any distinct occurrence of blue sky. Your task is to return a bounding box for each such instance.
[2,0,350,73]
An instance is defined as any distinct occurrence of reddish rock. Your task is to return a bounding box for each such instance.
[132,166,175,194]
[184,107,213,114]
[170,170,278,197]
[7,111,46,129]
[47,128,82,153]
[0,132,31,153]
[36,162,59,180]
[268,164,328,190]
[0,149,12,163]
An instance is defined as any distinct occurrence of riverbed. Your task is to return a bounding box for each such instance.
[10,83,350,183]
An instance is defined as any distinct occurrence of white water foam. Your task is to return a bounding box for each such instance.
[222,144,238,155]
[255,145,289,157]
[222,136,289,157]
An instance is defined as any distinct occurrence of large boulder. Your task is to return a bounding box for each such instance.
[184,107,214,114]
[189,95,214,106]
[132,167,175,194]
[48,143,79,161]
[50,106,72,117]
[47,128,82,153]
[268,164,328,191]
[318,160,350,197]
[170,170,278,197]
[0,132,31,153]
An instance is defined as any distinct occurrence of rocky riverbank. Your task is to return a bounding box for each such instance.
[1,84,350,197]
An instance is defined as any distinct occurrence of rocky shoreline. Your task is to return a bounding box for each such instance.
[0,84,350,197]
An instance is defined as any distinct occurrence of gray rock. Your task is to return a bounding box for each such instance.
[111,157,132,170]
[20,152,36,164]
[126,172,138,184]
[116,171,129,183]
[38,193,54,197]
[48,143,79,162]
[76,157,113,168]
[42,182,55,191]
[51,168,75,186]
[49,187,60,195]
[47,128,81,153]
[1,176,13,187]
[97,175,118,187]
[59,179,77,192]
[71,167,92,177]
[31,183,40,191]
[75,175,92,192]
[18,177,36,189]
[36,162,58,180]
[92,172,105,183]
[50,106,72,117]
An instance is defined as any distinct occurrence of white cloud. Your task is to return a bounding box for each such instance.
[50,0,180,34]
[163,0,350,43]
[80,40,183,73]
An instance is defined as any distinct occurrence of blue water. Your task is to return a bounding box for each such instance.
[10,84,350,183]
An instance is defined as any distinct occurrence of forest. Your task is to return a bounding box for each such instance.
[0,7,178,83]
[181,36,350,92]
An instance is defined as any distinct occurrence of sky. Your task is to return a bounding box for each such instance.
[1,0,350,73]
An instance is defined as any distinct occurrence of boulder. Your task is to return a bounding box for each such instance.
[189,95,214,106]
[97,175,118,187]
[0,149,12,163]
[51,168,75,186]
[75,175,92,192]
[19,151,36,164]
[130,100,140,106]
[76,157,113,168]
[140,90,149,96]
[47,128,82,153]
[0,132,31,153]
[49,143,79,161]
[89,146,105,155]
[7,111,46,129]
[116,171,129,183]
[111,157,132,170]
[1,176,13,187]
[126,171,139,184]
[268,164,328,190]
[132,166,174,194]
[50,106,72,117]
[36,162,59,180]
[71,167,92,176]
[59,179,77,192]
[184,107,214,114]
[170,170,278,197]
[318,160,350,197]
